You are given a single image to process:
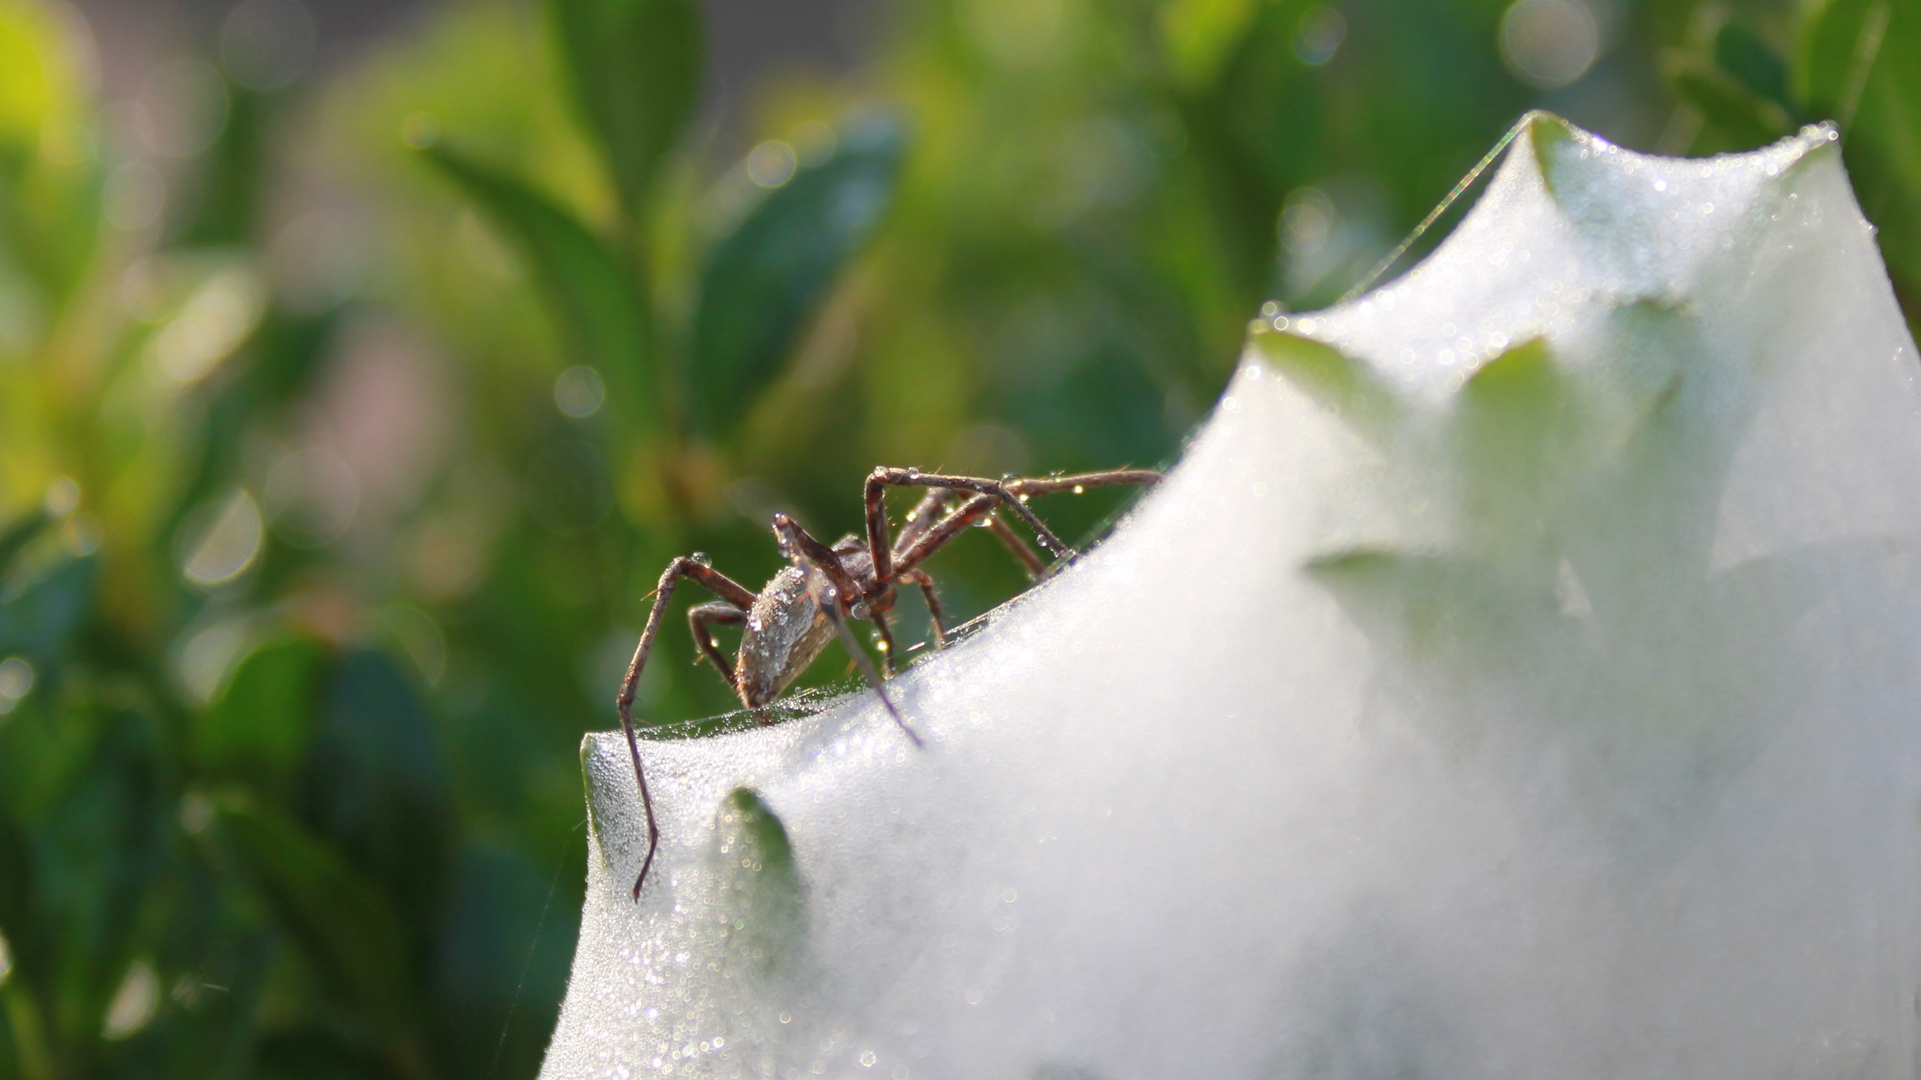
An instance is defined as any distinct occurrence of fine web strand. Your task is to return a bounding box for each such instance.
[487,827,577,1080]
[1338,111,1539,304]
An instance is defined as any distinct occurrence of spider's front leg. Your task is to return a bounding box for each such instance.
[617,557,758,901]
[770,514,924,747]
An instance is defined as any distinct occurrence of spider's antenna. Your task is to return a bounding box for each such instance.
[1337,110,1544,305]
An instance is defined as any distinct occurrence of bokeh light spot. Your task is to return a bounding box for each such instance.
[1293,6,1347,65]
[181,489,264,587]
[555,364,607,418]
[747,140,798,188]
[0,656,35,716]
[1500,0,1600,89]
[102,961,159,1040]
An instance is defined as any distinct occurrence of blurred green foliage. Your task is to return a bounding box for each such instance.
[0,0,1913,1075]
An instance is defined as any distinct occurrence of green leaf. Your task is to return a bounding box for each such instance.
[0,511,48,577]
[0,808,35,976]
[547,0,702,219]
[1797,0,1921,293]
[0,555,94,663]
[1160,0,1260,90]
[1668,67,1790,152]
[1715,20,1794,112]
[212,798,419,1040]
[1304,548,1562,676]
[1248,328,1399,437]
[689,117,907,436]
[711,788,803,976]
[33,713,164,1050]
[298,649,452,943]
[429,846,578,1078]
[1799,0,1884,116]
[422,144,653,427]
[195,636,326,798]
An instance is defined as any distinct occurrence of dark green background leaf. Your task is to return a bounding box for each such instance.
[690,117,906,436]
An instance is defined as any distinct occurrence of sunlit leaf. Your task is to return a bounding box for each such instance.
[0,0,90,174]
[1160,0,1260,90]
[547,0,702,218]
[690,117,906,436]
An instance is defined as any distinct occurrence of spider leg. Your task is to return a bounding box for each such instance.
[687,601,745,683]
[891,488,950,551]
[886,468,1163,579]
[1003,468,1163,497]
[871,610,900,677]
[867,469,1074,578]
[892,492,999,575]
[983,514,1046,581]
[772,514,923,748]
[618,557,758,901]
[898,568,947,647]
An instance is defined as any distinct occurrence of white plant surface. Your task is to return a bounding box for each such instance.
[540,114,1921,1079]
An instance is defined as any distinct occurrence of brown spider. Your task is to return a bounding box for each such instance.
[614,466,1161,898]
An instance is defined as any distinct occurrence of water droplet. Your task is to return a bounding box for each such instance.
[1072,485,1084,495]
[691,551,711,566]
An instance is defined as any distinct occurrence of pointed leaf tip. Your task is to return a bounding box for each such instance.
[548,0,703,217]
[421,143,652,430]
[1251,330,1399,432]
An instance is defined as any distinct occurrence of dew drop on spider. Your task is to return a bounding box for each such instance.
[691,551,711,566]
[1072,485,1084,494]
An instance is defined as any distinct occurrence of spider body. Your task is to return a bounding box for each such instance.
[733,537,884,708]
[615,467,1161,899]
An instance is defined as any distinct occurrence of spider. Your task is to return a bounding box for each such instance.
[614,466,1161,898]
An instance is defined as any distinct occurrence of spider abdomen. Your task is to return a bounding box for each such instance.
[736,565,837,708]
